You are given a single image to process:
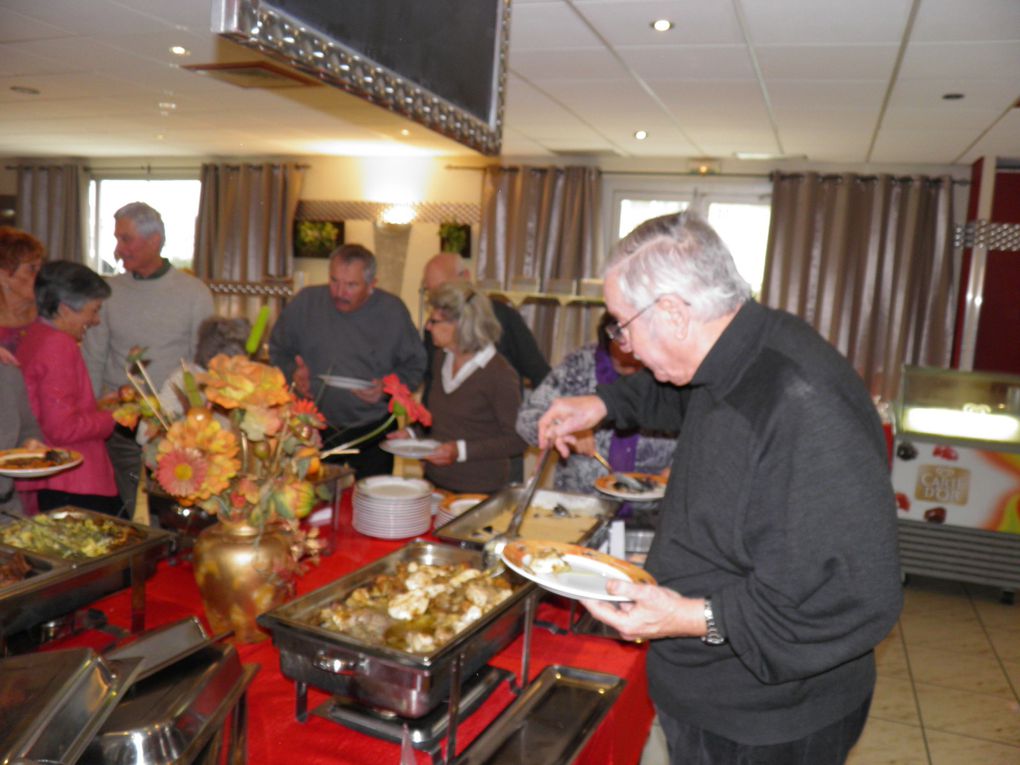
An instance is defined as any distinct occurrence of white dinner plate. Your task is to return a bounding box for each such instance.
[593,473,667,502]
[0,449,84,479]
[501,540,656,602]
[319,375,373,390]
[380,439,442,459]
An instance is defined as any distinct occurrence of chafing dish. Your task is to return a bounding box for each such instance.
[258,540,535,719]
[434,487,617,549]
[83,619,257,765]
[0,507,175,647]
[455,665,625,765]
[0,647,143,765]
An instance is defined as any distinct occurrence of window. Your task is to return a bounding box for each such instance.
[605,175,772,296]
[88,179,202,275]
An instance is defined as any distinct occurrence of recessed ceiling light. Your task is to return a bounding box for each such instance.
[10,85,40,95]
[942,92,964,101]
[651,19,673,32]
[634,130,648,140]
[169,45,190,56]
[400,129,411,137]
[157,101,177,110]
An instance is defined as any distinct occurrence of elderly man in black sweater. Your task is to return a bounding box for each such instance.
[538,212,902,764]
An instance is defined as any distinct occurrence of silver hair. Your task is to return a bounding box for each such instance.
[194,316,252,367]
[114,202,166,249]
[607,211,751,321]
[330,243,377,282]
[428,280,501,354]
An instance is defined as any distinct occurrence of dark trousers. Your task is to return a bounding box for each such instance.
[658,695,871,765]
[38,489,123,517]
[107,426,141,516]
[322,416,397,479]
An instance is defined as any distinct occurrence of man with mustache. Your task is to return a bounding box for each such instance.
[270,244,426,477]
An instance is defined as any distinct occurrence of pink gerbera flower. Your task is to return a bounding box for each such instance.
[155,447,209,500]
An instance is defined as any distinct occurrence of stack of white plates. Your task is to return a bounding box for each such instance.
[435,494,488,528]
[352,476,433,539]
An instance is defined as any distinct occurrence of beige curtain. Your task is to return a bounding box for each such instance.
[761,172,956,403]
[478,165,602,365]
[15,164,86,263]
[194,163,304,323]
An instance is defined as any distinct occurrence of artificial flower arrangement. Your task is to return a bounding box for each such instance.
[110,347,331,534]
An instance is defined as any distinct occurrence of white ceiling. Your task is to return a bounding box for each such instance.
[0,0,1018,166]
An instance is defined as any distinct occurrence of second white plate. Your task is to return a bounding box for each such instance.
[319,375,373,390]
[380,439,441,459]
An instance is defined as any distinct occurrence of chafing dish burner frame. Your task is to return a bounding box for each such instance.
[258,540,541,764]
[0,507,176,654]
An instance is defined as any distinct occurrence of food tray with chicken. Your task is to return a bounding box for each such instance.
[257,540,535,718]
[0,507,175,642]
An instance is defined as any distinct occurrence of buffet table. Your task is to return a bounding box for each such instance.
[44,489,655,764]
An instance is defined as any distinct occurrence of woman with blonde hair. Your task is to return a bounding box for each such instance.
[0,226,45,363]
[389,282,526,493]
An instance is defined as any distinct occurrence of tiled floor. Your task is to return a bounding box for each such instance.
[848,575,1020,765]
[641,575,1020,764]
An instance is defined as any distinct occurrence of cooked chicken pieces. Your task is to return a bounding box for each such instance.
[317,561,513,654]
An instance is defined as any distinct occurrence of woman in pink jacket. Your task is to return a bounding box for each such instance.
[16,261,119,515]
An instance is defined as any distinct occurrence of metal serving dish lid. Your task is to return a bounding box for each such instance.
[0,648,141,765]
[82,642,257,765]
[434,487,618,549]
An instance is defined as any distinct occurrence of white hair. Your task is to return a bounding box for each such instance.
[607,212,751,321]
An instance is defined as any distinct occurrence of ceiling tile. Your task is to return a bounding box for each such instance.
[911,0,1020,42]
[767,79,887,111]
[619,45,756,81]
[0,8,70,42]
[0,0,170,37]
[509,2,603,51]
[740,0,913,44]
[755,44,898,80]
[510,48,626,81]
[576,0,744,45]
[899,41,1020,80]
[958,109,1020,164]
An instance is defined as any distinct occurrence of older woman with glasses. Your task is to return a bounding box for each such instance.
[16,261,120,515]
[388,281,527,493]
[0,226,45,364]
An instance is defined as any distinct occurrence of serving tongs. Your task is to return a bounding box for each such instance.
[591,451,647,492]
[482,448,556,570]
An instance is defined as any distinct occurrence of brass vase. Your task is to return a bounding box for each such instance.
[192,518,297,643]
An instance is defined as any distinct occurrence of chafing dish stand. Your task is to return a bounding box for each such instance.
[307,588,540,765]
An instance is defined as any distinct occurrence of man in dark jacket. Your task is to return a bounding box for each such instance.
[538,212,902,764]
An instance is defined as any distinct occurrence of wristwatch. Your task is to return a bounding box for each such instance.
[701,597,726,645]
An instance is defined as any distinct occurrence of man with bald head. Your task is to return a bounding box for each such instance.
[422,252,549,391]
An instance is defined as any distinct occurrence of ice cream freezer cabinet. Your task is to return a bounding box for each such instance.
[891,366,1020,597]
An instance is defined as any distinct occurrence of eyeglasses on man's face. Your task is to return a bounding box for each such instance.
[606,297,662,344]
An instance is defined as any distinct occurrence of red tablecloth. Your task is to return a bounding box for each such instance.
[46,491,654,764]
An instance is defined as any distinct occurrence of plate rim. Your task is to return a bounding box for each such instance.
[593,472,667,500]
[379,438,442,458]
[317,374,373,390]
[0,448,84,478]
[501,539,655,602]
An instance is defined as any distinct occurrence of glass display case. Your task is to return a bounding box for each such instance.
[892,366,1020,596]
[894,365,1020,450]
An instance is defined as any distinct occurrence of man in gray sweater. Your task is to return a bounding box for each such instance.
[83,202,213,516]
[538,212,902,764]
[270,244,427,477]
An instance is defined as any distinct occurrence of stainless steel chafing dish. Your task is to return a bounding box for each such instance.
[0,647,143,765]
[258,540,536,719]
[433,487,618,550]
[0,507,175,647]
